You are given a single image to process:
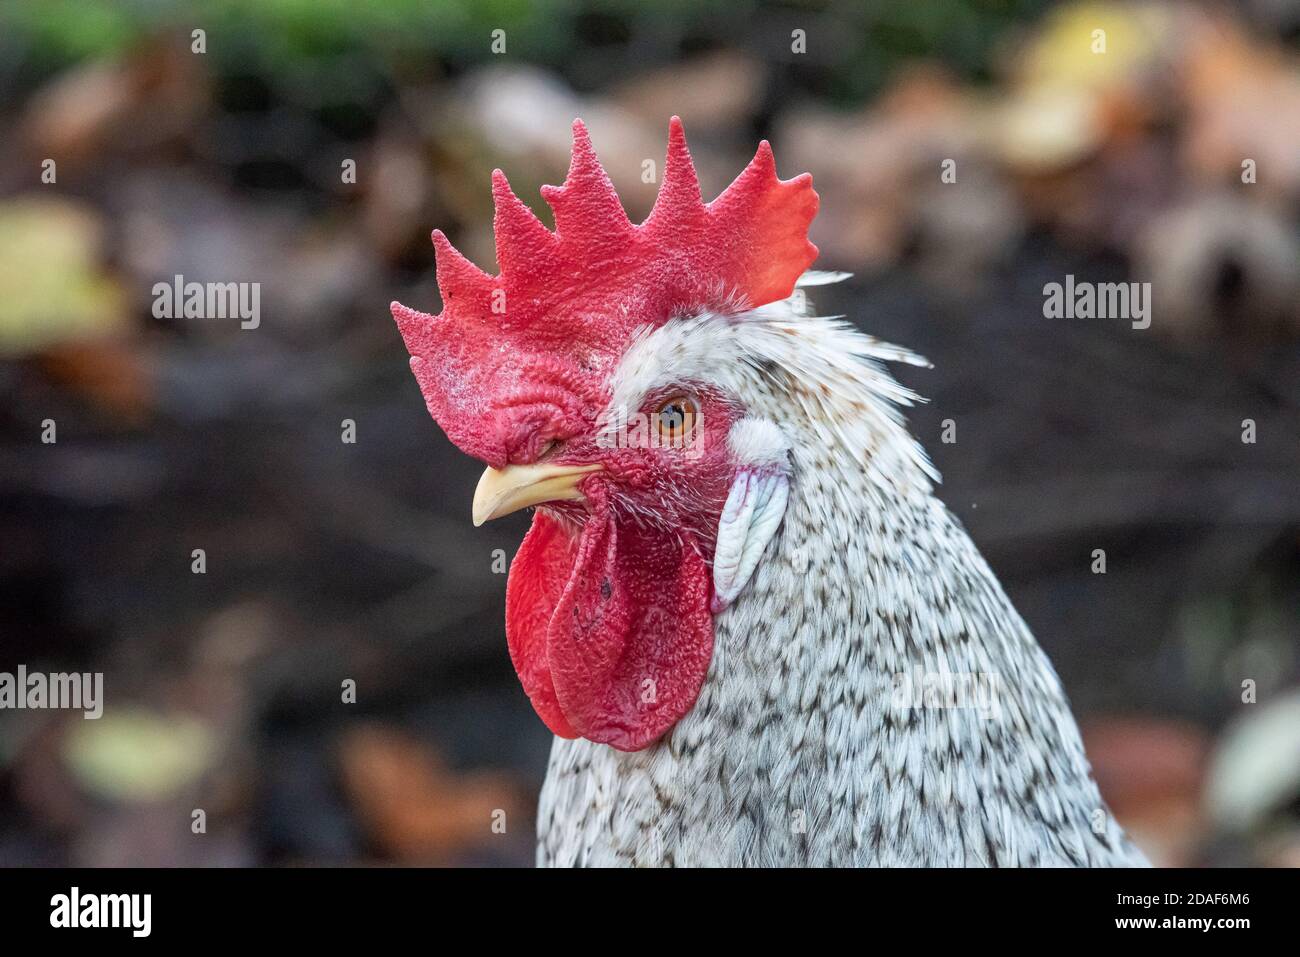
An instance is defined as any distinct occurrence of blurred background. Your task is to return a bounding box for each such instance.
[1,0,1298,867]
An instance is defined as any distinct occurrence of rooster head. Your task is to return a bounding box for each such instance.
[392,117,818,750]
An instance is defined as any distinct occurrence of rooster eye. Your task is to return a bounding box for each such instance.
[653,396,698,441]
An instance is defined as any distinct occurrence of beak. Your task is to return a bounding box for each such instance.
[471,462,603,527]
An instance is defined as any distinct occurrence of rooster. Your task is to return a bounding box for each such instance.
[391,117,1147,867]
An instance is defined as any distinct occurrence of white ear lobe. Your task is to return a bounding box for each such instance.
[711,467,789,614]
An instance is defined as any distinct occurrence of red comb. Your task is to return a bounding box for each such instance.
[391,116,818,467]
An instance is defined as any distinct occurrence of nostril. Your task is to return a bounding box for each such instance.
[506,428,563,465]
[497,399,578,464]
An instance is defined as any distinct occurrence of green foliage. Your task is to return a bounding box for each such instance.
[1,0,155,63]
[2,0,1054,102]
[3,0,553,65]
[824,0,1055,102]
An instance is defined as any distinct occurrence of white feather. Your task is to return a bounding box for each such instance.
[537,279,1147,867]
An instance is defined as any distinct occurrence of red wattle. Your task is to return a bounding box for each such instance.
[504,498,714,752]
[505,511,580,739]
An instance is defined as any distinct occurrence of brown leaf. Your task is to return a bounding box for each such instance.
[338,724,525,864]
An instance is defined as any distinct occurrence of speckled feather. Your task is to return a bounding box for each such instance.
[536,286,1147,867]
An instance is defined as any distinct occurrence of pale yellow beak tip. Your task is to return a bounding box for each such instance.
[470,461,601,526]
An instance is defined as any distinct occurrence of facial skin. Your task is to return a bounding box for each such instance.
[542,385,742,547]
[463,341,792,752]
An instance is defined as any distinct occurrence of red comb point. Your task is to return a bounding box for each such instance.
[393,117,819,466]
[644,115,705,231]
[540,119,635,249]
[492,170,558,284]
[429,229,493,311]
